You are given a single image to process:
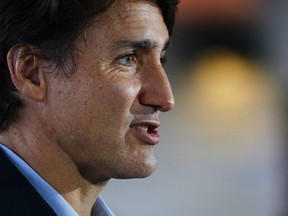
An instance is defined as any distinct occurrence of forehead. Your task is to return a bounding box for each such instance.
[85,0,169,46]
[98,0,158,19]
[103,0,159,21]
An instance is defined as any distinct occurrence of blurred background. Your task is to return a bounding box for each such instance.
[102,0,288,215]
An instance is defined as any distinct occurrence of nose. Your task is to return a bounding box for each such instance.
[138,64,175,112]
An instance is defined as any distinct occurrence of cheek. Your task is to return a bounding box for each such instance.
[54,74,141,138]
[96,78,140,115]
[67,81,139,148]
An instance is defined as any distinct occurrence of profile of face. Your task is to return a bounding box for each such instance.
[44,0,175,183]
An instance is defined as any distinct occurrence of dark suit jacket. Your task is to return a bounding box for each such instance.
[0,149,56,215]
[0,148,113,216]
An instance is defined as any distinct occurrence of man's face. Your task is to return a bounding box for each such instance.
[45,0,174,183]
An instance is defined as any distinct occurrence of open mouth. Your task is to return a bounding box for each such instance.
[130,121,160,145]
[134,124,157,133]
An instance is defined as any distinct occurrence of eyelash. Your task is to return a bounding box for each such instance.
[116,53,168,67]
[117,53,137,67]
[160,56,167,65]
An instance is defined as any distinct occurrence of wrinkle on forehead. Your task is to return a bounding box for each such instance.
[95,0,161,26]
[79,0,158,47]
[78,0,168,49]
[75,0,168,65]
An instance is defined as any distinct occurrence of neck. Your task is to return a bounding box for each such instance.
[1,125,108,216]
[62,181,108,216]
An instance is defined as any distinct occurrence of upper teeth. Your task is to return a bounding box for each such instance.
[138,125,149,132]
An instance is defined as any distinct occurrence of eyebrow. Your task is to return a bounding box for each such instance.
[110,39,170,51]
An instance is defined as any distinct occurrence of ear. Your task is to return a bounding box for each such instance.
[7,44,46,102]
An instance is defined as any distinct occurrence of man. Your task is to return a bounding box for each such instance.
[0,0,178,215]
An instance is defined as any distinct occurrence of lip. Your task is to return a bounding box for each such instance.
[129,120,160,145]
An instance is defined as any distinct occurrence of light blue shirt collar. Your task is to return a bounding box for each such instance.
[0,144,115,216]
[0,144,78,216]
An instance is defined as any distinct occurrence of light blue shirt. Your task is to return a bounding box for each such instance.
[0,144,115,216]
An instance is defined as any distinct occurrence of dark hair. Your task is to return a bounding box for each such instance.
[0,0,179,132]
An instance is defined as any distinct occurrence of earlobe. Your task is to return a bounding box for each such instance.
[7,44,46,102]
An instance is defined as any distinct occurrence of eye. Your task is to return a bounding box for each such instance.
[117,54,137,67]
[160,56,167,65]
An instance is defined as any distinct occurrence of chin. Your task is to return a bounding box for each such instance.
[114,158,157,179]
